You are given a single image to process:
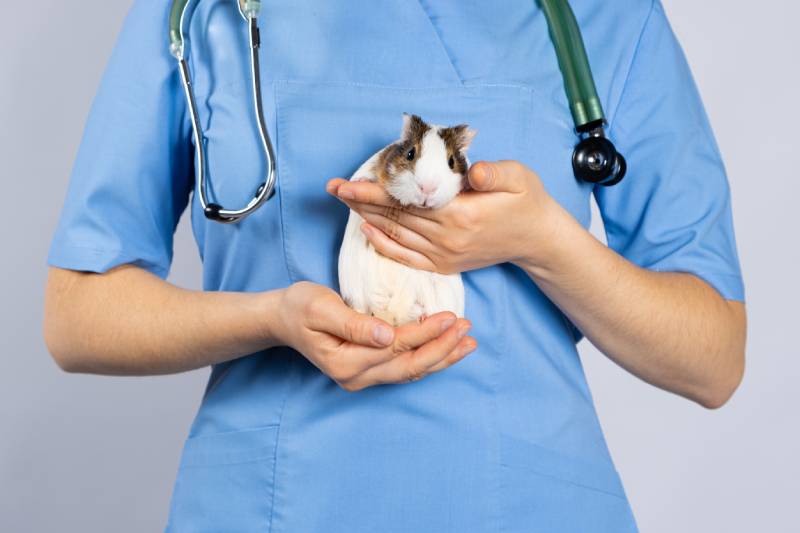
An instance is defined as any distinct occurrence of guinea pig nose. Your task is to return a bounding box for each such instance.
[419,182,438,195]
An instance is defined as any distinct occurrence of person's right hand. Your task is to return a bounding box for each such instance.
[273,281,476,391]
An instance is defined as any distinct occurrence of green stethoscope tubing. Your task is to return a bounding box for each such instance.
[168,0,624,224]
[537,0,626,187]
[538,0,605,129]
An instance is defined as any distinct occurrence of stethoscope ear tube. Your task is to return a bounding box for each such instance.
[238,0,262,20]
[172,0,276,223]
[538,0,603,128]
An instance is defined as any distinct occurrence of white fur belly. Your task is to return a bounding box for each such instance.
[338,210,464,326]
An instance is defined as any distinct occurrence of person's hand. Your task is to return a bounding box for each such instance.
[273,282,476,391]
[326,160,563,274]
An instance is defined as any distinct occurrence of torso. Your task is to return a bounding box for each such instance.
[166,1,650,531]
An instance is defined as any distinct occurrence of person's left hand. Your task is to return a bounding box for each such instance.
[326,160,563,275]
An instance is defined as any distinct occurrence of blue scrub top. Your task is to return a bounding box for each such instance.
[49,1,745,531]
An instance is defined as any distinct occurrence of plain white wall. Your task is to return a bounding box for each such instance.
[0,1,797,531]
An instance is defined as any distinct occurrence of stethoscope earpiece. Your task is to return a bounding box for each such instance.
[572,133,627,186]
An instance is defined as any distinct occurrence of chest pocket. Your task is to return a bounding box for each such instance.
[274,80,536,287]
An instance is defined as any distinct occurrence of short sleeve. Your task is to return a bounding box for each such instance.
[47,0,193,279]
[596,1,745,301]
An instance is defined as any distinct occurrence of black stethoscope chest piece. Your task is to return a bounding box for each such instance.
[572,125,627,187]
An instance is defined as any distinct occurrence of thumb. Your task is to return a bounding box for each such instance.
[468,160,527,193]
[321,303,396,348]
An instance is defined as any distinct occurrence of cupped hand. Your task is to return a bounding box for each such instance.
[274,282,476,391]
[326,160,561,274]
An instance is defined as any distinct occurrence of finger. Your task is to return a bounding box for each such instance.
[335,181,437,219]
[361,223,437,272]
[308,296,395,348]
[335,180,395,205]
[400,318,471,373]
[425,336,477,373]
[342,196,440,223]
[357,319,472,385]
[468,160,528,193]
[325,178,349,196]
[339,312,459,370]
[347,199,441,228]
[360,319,471,385]
[393,312,459,351]
[357,209,434,249]
[326,176,376,198]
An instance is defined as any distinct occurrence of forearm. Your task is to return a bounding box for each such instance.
[331,161,746,405]
[44,265,283,376]
[517,200,746,408]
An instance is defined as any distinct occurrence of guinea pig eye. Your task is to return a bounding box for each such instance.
[406,147,416,161]
[448,156,455,169]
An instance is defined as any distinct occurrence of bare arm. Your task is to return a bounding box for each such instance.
[328,160,747,408]
[43,265,279,375]
[517,198,746,409]
[43,265,475,388]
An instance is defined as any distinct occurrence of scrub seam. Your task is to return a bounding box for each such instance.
[181,451,278,469]
[277,78,538,95]
[267,354,299,533]
[48,243,170,280]
[494,148,533,533]
[494,90,535,532]
[493,267,510,533]
[274,84,298,283]
[606,0,656,130]
[497,462,627,500]
[412,0,466,85]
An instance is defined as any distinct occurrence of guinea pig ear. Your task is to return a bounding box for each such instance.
[462,127,478,151]
[401,113,426,141]
[452,124,478,152]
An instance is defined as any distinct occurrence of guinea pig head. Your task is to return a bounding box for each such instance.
[378,114,477,208]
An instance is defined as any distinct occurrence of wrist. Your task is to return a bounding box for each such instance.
[512,195,573,276]
[249,288,287,349]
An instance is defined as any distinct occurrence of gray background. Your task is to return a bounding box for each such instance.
[1,1,797,531]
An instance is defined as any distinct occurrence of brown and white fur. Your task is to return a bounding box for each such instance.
[338,114,476,326]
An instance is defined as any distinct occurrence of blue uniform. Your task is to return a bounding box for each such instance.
[49,1,744,531]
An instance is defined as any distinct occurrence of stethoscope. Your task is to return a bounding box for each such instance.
[169,0,275,223]
[168,0,626,224]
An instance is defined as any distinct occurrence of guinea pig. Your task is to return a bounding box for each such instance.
[338,114,477,326]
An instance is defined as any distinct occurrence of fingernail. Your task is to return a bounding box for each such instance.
[338,188,355,200]
[372,324,394,346]
[440,317,456,333]
[457,322,471,339]
[360,224,372,237]
[461,340,477,356]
